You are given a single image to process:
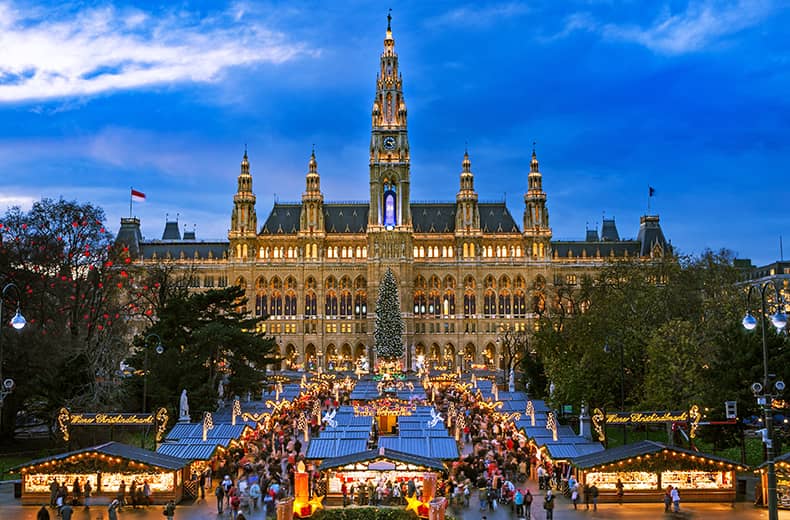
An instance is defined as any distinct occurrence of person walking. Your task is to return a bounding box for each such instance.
[664,485,673,512]
[615,478,624,505]
[215,482,225,514]
[583,482,591,510]
[589,483,599,511]
[163,499,176,520]
[60,503,73,520]
[37,504,50,520]
[341,481,348,507]
[107,499,120,520]
[571,481,579,509]
[671,486,680,513]
[198,471,206,500]
[524,489,533,520]
[543,490,555,520]
[49,479,59,509]
[514,488,523,517]
[249,480,262,511]
[83,479,92,509]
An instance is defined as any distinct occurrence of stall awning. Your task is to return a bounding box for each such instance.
[317,448,446,472]
[305,438,368,459]
[378,436,459,460]
[156,442,223,461]
[571,440,746,470]
[10,441,189,472]
[165,422,252,441]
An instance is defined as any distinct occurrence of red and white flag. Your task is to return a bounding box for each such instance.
[131,189,146,202]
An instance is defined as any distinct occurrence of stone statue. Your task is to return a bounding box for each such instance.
[218,380,224,399]
[179,389,190,421]
[508,368,515,392]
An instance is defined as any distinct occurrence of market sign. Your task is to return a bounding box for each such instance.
[605,411,689,424]
[352,398,416,416]
[57,407,169,442]
[592,405,702,444]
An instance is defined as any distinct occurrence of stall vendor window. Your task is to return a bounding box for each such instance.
[24,474,98,494]
[660,471,731,490]
[585,472,658,491]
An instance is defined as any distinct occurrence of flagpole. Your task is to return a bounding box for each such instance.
[129,187,133,218]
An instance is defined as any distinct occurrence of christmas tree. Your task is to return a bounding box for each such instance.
[374,268,404,360]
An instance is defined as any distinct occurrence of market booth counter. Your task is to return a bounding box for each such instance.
[316,448,447,507]
[10,441,190,505]
[571,440,745,504]
[756,450,790,508]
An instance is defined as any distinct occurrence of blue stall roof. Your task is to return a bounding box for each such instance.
[157,442,222,461]
[305,438,368,459]
[378,436,459,460]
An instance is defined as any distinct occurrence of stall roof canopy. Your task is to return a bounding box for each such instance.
[157,442,223,461]
[571,440,744,470]
[378,436,459,460]
[305,438,369,459]
[11,442,189,472]
[757,450,790,470]
[544,442,605,460]
[317,448,446,472]
[165,422,251,441]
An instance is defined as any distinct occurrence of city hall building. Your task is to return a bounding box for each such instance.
[117,19,669,372]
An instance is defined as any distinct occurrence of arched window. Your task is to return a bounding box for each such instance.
[498,290,511,317]
[383,181,397,229]
[513,290,526,317]
[464,291,476,317]
[339,291,352,317]
[270,290,283,316]
[484,289,496,317]
[443,291,455,316]
[255,277,267,317]
[285,290,297,316]
[428,291,441,318]
[414,291,427,316]
[304,291,317,317]
[325,290,338,317]
[354,291,367,318]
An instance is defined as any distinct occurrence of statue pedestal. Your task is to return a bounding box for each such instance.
[178,414,190,423]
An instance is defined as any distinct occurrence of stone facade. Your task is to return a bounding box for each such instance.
[117,19,669,372]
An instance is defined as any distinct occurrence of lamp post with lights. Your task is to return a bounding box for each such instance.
[742,280,787,520]
[142,333,164,414]
[0,282,26,411]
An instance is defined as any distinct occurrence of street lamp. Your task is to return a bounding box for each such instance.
[0,282,26,409]
[742,280,787,520]
[142,333,164,413]
[604,339,626,444]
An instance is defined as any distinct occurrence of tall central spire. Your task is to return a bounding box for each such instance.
[369,11,411,230]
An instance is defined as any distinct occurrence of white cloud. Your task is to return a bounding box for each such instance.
[559,0,776,55]
[427,2,530,29]
[0,1,313,102]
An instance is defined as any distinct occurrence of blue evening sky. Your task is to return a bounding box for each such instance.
[1,0,788,265]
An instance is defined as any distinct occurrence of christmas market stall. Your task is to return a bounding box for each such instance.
[317,448,447,505]
[755,450,790,508]
[11,441,190,505]
[571,440,746,503]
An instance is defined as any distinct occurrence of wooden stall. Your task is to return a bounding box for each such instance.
[571,440,745,504]
[11,441,190,505]
[756,450,790,508]
[316,448,446,506]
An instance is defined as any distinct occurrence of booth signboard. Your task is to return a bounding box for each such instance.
[58,408,169,441]
[591,405,701,443]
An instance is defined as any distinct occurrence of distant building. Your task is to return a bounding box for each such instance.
[117,18,670,372]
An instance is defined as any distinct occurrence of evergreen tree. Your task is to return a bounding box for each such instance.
[374,268,404,360]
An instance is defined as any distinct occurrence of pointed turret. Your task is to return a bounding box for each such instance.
[523,145,552,259]
[455,149,480,236]
[229,148,258,259]
[300,148,325,235]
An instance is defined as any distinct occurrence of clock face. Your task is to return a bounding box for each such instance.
[383,136,396,150]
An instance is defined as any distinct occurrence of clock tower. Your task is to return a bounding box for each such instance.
[369,11,411,231]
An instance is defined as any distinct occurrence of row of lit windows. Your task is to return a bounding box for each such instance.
[258,245,369,260]
[259,320,530,336]
[250,242,533,261]
[255,292,367,319]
